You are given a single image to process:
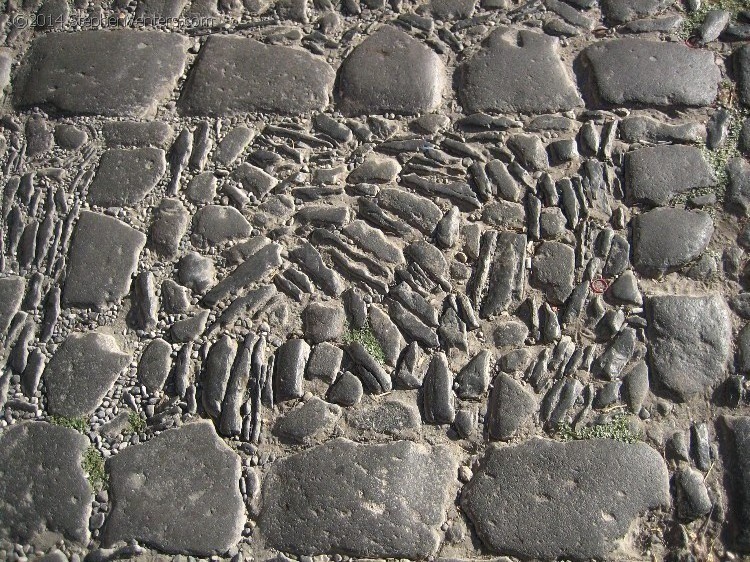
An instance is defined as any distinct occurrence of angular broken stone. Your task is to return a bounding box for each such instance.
[88,148,166,207]
[458,27,582,114]
[259,438,457,558]
[455,350,492,400]
[63,211,146,310]
[44,331,130,417]
[179,36,335,115]
[101,421,245,556]
[633,208,713,278]
[423,352,456,424]
[202,242,281,306]
[338,26,445,115]
[15,30,187,117]
[648,294,731,400]
[149,197,189,259]
[273,397,341,444]
[303,301,345,344]
[191,205,251,248]
[581,39,721,107]
[461,438,670,560]
[531,241,575,305]
[486,372,536,441]
[0,422,92,544]
[625,145,715,206]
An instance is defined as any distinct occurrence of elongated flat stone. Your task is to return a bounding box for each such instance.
[0,422,92,544]
[202,242,282,306]
[338,26,445,115]
[15,30,187,117]
[581,39,720,107]
[462,438,670,560]
[179,36,335,115]
[259,438,456,558]
[458,27,582,114]
[102,421,245,556]
[63,211,146,310]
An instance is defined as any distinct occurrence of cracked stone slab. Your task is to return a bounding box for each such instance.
[179,35,335,115]
[259,438,457,558]
[625,145,715,206]
[458,27,582,115]
[461,438,670,560]
[647,294,731,401]
[337,26,446,116]
[88,148,167,207]
[62,211,146,310]
[101,420,245,556]
[44,331,130,417]
[581,39,721,107]
[0,421,93,544]
[14,30,187,117]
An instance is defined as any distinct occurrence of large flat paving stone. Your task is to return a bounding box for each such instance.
[461,438,670,560]
[101,420,245,556]
[179,36,335,115]
[88,148,166,207]
[44,331,130,417]
[580,39,721,107]
[648,295,731,401]
[0,422,93,544]
[632,208,713,278]
[458,27,582,115]
[625,145,715,206]
[14,30,187,118]
[258,438,457,558]
[62,211,146,309]
[337,26,446,116]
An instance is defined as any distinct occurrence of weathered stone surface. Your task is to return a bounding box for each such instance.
[648,295,731,400]
[601,0,670,23]
[274,338,310,402]
[423,352,455,424]
[338,26,445,115]
[303,301,345,344]
[327,370,363,406]
[461,438,670,560]
[625,145,715,206]
[721,416,750,551]
[458,27,581,114]
[633,208,713,278]
[259,438,457,558]
[15,31,187,117]
[737,44,750,107]
[581,39,720,107]
[455,350,492,400]
[531,241,575,305]
[179,36,335,115]
[102,120,174,148]
[63,211,146,309]
[191,205,251,247]
[202,242,281,306]
[44,331,130,417]
[137,337,172,393]
[102,421,245,555]
[273,397,341,444]
[149,197,189,258]
[88,148,166,207]
[486,373,536,441]
[0,275,24,335]
[727,156,750,216]
[0,422,92,544]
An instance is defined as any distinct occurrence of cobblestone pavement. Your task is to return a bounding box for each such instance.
[1,0,750,560]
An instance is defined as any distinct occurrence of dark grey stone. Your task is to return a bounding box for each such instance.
[102,120,174,148]
[428,0,475,19]
[481,200,526,230]
[377,187,442,234]
[202,243,281,306]
[306,342,343,383]
[493,320,529,347]
[461,438,670,560]
[607,270,642,306]
[63,211,146,309]
[581,39,721,107]
[54,124,88,150]
[191,205,251,248]
[179,36,334,115]
[739,45,750,107]
[149,198,188,259]
[44,331,130,417]
[102,421,245,556]
[185,172,217,204]
[625,145,715,206]
[259,438,456,558]
[88,148,166,207]
[343,220,404,265]
[486,372,536,441]
[215,126,255,167]
[202,335,237,419]
[348,154,401,184]
[327,371,362,406]
[303,302,345,344]
[274,338,310,402]
[347,400,420,435]
[727,157,750,216]
[178,252,216,295]
[273,397,341,444]
[423,352,455,424]
[15,30,187,117]
[739,323,750,374]
[137,337,172,393]
[601,0,670,23]
[676,467,712,521]
[720,416,750,551]
[619,116,704,144]
[597,327,636,380]
[455,350,492,400]
[170,310,209,343]
[369,305,406,367]
[458,27,581,114]
[338,26,445,116]
[531,241,575,305]
[0,275,24,335]
[623,361,649,413]
[480,232,527,317]
[0,422,92,544]
[633,208,713,278]
[648,294,731,400]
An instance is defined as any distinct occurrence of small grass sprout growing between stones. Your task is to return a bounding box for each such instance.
[82,446,107,490]
[555,415,641,444]
[343,322,387,366]
[127,410,147,434]
[49,415,88,433]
